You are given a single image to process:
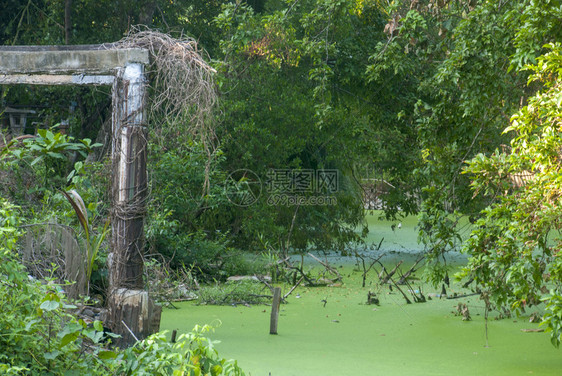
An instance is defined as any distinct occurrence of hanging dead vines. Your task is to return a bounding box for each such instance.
[113,27,218,193]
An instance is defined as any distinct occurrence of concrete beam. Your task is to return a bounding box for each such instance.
[0,74,114,86]
[0,46,149,75]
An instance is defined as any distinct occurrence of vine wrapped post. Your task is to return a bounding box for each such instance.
[108,62,160,346]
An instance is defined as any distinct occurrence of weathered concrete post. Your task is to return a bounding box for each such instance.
[110,62,147,291]
[108,62,160,345]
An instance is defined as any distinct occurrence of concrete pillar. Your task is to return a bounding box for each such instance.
[108,62,157,345]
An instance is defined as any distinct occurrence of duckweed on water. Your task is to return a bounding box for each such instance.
[161,213,561,375]
[161,265,560,376]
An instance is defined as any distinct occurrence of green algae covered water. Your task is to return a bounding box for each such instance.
[160,213,561,375]
[161,276,560,375]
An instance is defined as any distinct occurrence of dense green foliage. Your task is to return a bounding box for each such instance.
[0,127,101,199]
[369,1,530,266]
[364,0,562,290]
[462,44,562,346]
[0,198,110,374]
[0,198,245,374]
[117,325,245,376]
[210,1,379,251]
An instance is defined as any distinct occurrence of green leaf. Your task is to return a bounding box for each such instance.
[93,320,103,332]
[44,350,61,360]
[64,370,82,376]
[98,350,117,360]
[211,364,223,376]
[30,156,43,166]
[58,322,83,338]
[40,300,60,312]
[24,318,40,331]
[11,149,22,159]
[45,130,55,141]
[47,151,65,159]
[60,332,79,347]
[84,329,104,343]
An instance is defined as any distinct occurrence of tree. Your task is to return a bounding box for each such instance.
[206,0,401,252]
[367,0,562,284]
[463,43,562,346]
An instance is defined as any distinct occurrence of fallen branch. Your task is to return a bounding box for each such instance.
[396,265,426,303]
[390,277,412,304]
[446,292,480,300]
[397,256,425,285]
[308,252,342,281]
[379,261,403,285]
[256,274,302,303]
[283,257,316,286]
[462,277,474,288]
[249,294,273,299]
[354,245,385,288]
[255,275,274,294]
[376,260,411,303]
[283,276,304,301]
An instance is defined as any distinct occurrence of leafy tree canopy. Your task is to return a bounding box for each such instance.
[463,43,562,347]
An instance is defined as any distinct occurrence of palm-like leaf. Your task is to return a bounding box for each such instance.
[60,189,89,237]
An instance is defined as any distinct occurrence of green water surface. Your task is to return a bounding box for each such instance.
[161,275,560,376]
[160,213,561,375]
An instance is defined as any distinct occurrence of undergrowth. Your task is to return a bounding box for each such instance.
[0,197,245,375]
[197,280,271,306]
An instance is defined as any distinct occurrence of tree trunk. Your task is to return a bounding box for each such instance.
[108,289,161,345]
[64,0,72,44]
[138,1,157,26]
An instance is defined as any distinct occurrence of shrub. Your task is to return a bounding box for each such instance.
[197,279,270,306]
[0,197,247,375]
[146,222,263,282]
[0,197,112,375]
[115,325,245,376]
